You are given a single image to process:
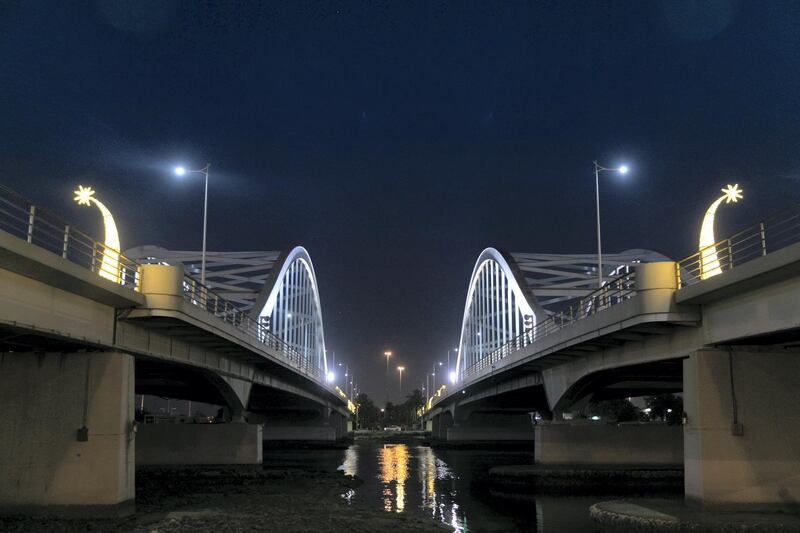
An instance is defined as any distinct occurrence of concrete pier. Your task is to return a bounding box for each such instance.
[136,423,263,465]
[0,351,135,517]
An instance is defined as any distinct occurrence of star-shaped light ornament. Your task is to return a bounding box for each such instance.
[721,184,743,204]
[74,185,96,206]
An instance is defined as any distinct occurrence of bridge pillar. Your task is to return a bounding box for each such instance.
[683,348,800,507]
[0,351,135,517]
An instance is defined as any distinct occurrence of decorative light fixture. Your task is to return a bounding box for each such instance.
[74,185,121,283]
[699,184,743,279]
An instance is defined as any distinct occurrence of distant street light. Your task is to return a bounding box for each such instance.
[432,361,443,391]
[174,163,211,285]
[383,351,392,404]
[593,160,630,288]
[397,366,405,393]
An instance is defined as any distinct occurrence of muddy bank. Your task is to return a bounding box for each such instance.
[0,466,449,533]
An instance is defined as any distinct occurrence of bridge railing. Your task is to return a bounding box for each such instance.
[0,185,140,289]
[460,270,637,381]
[676,202,800,287]
[181,275,326,383]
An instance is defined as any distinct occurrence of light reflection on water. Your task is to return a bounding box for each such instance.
[337,443,469,531]
[379,444,409,512]
[327,441,599,532]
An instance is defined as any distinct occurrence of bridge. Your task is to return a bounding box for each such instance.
[423,201,800,507]
[0,185,352,516]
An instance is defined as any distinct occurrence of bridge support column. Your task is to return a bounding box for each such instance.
[0,351,135,517]
[683,348,800,506]
[427,411,453,441]
[534,423,683,465]
[136,422,262,465]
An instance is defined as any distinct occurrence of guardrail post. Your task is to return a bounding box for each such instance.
[728,238,734,268]
[61,225,70,259]
[26,205,35,243]
[760,222,767,256]
[91,241,99,273]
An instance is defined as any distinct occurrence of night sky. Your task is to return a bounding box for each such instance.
[2,1,800,404]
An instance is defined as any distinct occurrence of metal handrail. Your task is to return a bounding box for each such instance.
[180,275,325,383]
[460,270,637,381]
[0,184,140,289]
[676,202,800,287]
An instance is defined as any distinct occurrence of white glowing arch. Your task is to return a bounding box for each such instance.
[253,246,328,376]
[454,248,673,382]
[455,248,544,379]
[125,244,329,378]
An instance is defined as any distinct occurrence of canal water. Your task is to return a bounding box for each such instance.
[263,438,601,532]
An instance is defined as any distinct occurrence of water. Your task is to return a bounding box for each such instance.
[262,438,601,532]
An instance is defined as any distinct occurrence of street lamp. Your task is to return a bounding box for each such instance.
[397,366,405,393]
[432,361,443,391]
[174,163,211,285]
[593,161,629,288]
[383,351,392,404]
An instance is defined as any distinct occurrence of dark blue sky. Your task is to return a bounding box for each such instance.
[2,1,800,402]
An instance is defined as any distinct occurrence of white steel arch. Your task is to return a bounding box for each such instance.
[126,245,328,378]
[455,248,544,381]
[454,248,673,382]
[254,247,328,376]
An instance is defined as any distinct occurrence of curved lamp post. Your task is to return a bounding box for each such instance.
[699,184,743,279]
[74,185,121,283]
